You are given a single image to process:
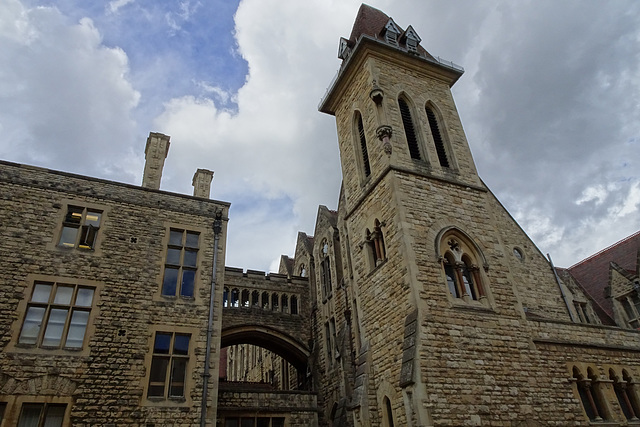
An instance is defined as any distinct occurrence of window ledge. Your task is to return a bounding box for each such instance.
[366,258,388,277]
[450,300,495,314]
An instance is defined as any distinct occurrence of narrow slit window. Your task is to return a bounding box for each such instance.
[357,113,371,177]
[426,106,450,167]
[398,98,421,160]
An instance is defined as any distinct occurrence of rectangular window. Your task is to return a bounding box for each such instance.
[18,281,95,349]
[162,229,199,298]
[224,417,285,427]
[17,403,67,427]
[58,205,102,250]
[148,332,191,399]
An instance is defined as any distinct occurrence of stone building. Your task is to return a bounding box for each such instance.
[1,3,640,427]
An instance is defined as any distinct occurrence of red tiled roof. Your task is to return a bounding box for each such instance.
[347,4,433,59]
[567,231,640,319]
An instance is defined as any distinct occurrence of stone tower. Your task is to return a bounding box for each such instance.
[316,4,590,426]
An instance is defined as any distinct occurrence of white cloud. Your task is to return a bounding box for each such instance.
[0,0,141,182]
[107,0,134,14]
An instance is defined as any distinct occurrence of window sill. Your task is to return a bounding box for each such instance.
[450,299,494,314]
[366,258,388,277]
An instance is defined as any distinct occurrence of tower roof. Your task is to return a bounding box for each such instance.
[345,4,434,59]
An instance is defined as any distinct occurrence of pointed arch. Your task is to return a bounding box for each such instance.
[425,101,452,168]
[354,111,372,178]
[436,227,489,304]
[398,95,422,160]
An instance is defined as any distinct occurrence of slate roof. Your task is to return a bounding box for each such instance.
[567,231,640,320]
[346,3,433,59]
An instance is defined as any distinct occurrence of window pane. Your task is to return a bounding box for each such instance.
[148,357,169,397]
[0,402,6,422]
[32,283,53,303]
[42,308,69,346]
[54,286,74,305]
[257,418,270,427]
[79,225,98,249]
[154,333,172,354]
[166,248,181,265]
[169,358,187,397]
[18,403,43,427]
[19,306,46,344]
[169,229,183,246]
[225,420,239,427]
[173,334,190,355]
[65,310,89,348]
[241,419,254,427]
[59,226,78,247]
[162,267,179,296]
[183,249,197,267]
[75,288,94,307]
[181,270,195,297]
[272,417,285,427]
[85,211,101,227]
[43,404,66,427]
[185,232,199,248]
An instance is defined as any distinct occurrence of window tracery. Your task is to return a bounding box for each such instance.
[438,230,487,303]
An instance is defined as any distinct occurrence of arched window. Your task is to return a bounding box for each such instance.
[271,293,279,312]
[611,369,640,420]
[291,296,298,315]
[398,97,421,160]
[231,288,239,307]
[356,112,371,178]
[438,229,486,303]
[262,291,269,310]
[282,294,289,313]
[299,263,307,278]
[366,219,386,269]
[425,104,450,168]
[223,287,229,307]
[320,239,332,300]
[241,289,250,307]
[251,290,260,307]
[574,367,601,421]
[383,396,395,427]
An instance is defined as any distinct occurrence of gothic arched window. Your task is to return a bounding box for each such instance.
[366,219,386,269]
[355,112,371,178]
[398,97,421,160]
[611,369,640,420]
[320,239,332,300]
[438,229,487,304]
[425,104,450,168]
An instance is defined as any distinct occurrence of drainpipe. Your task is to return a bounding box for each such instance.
[201,212,223,427]
[547,253,576,322]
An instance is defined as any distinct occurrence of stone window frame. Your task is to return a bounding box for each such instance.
[6,274,102,357]
[47,199,110,256]
[570,365,611,422]
[364,218,387,272]
[617,291,640,329]
[424,101,456,171]
[436,227,492,309]
[220,414,288,427]
[397,94,425,162]
[573,300,593,324]
[142,325,198,407]
[0,396,72,427]
[222,287,300,315]
[609,368,640,421]
[382,395,395,427]
[353,110,372,180]
[319,238,333,302]
[154,222,207,305]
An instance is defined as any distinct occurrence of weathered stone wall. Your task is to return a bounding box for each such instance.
[0,161,229,426]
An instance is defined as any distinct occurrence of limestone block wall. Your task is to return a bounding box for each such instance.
[217,389,319,426]
[0,161,229,425]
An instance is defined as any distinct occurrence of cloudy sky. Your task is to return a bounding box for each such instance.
[1,0,639,271]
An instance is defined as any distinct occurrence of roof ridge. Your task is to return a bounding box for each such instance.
[568,230,640,270]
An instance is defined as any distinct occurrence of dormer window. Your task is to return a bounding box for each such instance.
[338,37,350,60]
[384,19,400,45]
[402,25,421,54]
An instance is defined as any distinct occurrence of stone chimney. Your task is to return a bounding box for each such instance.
[142,132,170,190]
[192,169,214,198]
